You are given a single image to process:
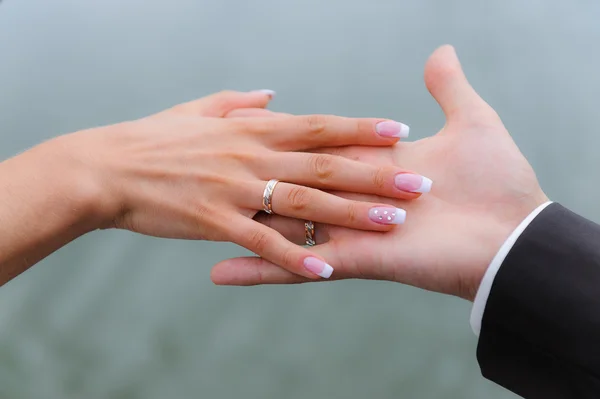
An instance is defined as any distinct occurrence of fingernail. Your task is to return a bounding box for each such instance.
[369,207,406,225]
[303,257,334,278]
[254,89,276,99]
[375,121,410,138]
[394,173,433,193]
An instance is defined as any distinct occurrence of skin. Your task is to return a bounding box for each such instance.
[0,91,423,286]
[211,45,549,301]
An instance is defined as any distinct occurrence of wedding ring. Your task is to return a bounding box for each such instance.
[262,179,280,214]
[305,220,316,247]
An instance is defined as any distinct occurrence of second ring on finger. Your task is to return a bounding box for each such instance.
[253,213,329,246]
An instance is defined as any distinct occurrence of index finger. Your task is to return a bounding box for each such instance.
[244,115,410,151]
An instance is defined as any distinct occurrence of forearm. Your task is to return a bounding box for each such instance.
[0,135,106,285]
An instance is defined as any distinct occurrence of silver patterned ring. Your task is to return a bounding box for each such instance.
[305,220,316,247]
[262,179,280,214]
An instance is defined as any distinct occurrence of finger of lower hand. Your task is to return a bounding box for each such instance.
[211,251,357,286]
[211,257,311,286]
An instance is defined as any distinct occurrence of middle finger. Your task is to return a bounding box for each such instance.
[260,152,431,199]
[241,115,410,151]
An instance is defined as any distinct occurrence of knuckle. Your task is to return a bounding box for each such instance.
[241,118,274,136]
[308,154,335,180]
[287,186,312,211]
[346,202,359,225]
[281,248,296,268]
[115,211,138,232]
[194,203,211,222]
[371,167,388,189]
[356,118,372,136]
[196,172,230,187]
[254,264,265,285]
[248,230,271,253]
[192,204,218,240]
[230,118,253,132]
[223,149,258,165]
[303,115,329,135]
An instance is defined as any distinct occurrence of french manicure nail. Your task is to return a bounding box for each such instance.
[394,174,433,193]
[369,207,407,225]
[254,89,276,98]
[375,121,410,138]
[303,257,334,278]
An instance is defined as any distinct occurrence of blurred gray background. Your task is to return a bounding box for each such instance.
[0,0,599,398]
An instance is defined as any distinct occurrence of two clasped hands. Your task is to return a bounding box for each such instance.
[0,46,547,300]
[9,45,600,398]
[212,45,547,299]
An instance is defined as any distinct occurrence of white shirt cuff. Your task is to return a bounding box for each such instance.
[469,201,554,336]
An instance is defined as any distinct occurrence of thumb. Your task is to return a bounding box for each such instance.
[424,45,494,121]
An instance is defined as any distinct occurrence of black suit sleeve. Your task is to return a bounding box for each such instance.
[477,203,600,398]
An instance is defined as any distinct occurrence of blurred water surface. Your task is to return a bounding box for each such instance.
[1,1,599,398]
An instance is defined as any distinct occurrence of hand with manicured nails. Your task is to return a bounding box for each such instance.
[1,90,430,284]
[211,46,549,300]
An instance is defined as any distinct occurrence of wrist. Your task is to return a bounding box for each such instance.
[44,131,121,230]
[465,194,550,301]
[460,216,516,301]
[0,135,113,276]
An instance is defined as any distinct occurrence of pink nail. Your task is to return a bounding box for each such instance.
[369,207,406,225]
[394,174,433,193]
[303,257,334,278]
[375,121,410,138]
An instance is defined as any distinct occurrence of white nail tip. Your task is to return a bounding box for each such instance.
[415,177,433,193]
[318,263,334,279]
[399,123,410,138]
[394,208,407,224]
[257,89,276,98]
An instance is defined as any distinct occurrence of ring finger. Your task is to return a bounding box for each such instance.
[242,181,407,231]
